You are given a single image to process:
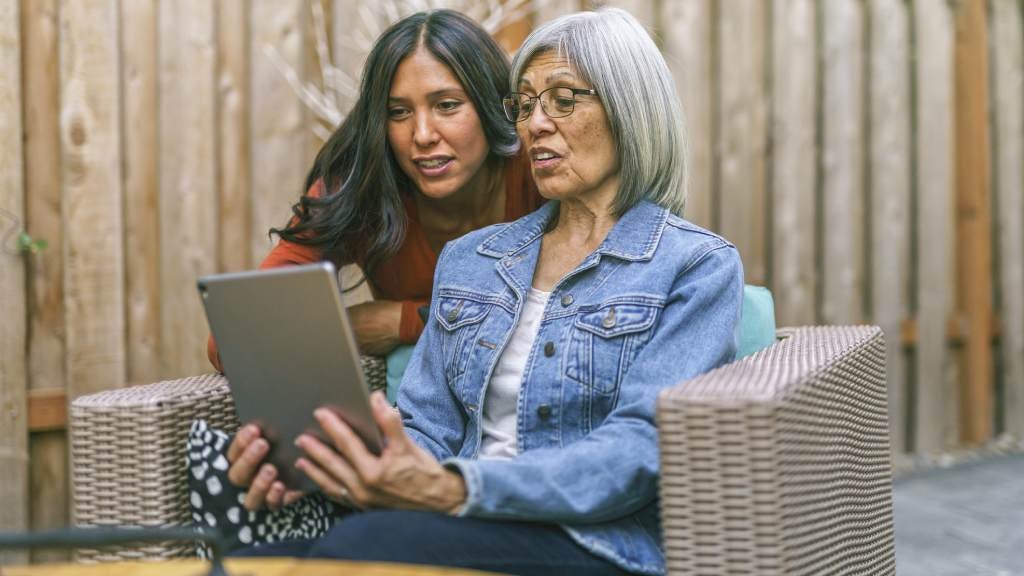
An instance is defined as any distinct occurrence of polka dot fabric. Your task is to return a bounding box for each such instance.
[186,420,343,557]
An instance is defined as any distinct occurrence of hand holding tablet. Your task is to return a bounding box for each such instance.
[198,263,385,494]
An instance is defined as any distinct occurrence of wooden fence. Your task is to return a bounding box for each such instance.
[0,0,1021,564]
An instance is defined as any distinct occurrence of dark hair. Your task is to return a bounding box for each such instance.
[271,10,517,282]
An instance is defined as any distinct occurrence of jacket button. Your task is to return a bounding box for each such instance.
[447,310,458,322]
[560,294,574,307]
[537,404,552,418]
[602,307,617,329]
[543,341,555,357]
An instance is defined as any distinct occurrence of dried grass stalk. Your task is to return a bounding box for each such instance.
[267,0,541,141]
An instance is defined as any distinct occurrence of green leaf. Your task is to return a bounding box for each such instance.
[16,232,48,254]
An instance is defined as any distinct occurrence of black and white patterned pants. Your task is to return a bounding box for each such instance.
[186,420,345,556]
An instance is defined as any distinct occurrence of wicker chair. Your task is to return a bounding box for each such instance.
[70,326,895,574]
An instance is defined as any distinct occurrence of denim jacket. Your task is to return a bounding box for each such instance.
[397,200,743,575]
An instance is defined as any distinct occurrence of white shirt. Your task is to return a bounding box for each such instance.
[478,287,550,459]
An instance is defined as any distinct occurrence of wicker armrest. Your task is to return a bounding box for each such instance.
[69,356,386,562]
[657,326,894,575]
[69,374,236,561]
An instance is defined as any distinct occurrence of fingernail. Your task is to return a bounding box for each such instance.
[261,465,274,479]
[313,408,326,420]
[294,436,303,448]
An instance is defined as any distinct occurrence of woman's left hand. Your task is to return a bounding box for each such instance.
[295,391,467,514]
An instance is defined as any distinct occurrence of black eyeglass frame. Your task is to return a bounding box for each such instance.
[502,87,598,122]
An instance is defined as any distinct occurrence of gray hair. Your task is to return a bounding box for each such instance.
[510,7,688,216]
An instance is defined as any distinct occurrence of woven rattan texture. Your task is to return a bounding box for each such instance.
[657,326,894,575]
[70,356,386,562]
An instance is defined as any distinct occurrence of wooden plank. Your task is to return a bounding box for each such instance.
[122,0,161,384]
[661,0,713,230]
[603,0,656,32]
[218,0,252,273]
[0,0,29,564]
[329,0,374,308]
[330,0,371,115]
[159,0,218,378]
[61,0,125,396]
[901,315,1000,348]
[913,0,958,452]
[304,1,323,160]
[953,0,993,444]
[22,0,69,560]
[2,557,516,576]
[27,389,67,432]
[820,0,865,325]
[716,0,768,285]
[536,0,579,23]
[868,0,912,453]
[23,0,64,391]
[250,0,311,265]
[27,431,68,564]
[990,0,1024,435]
[769,0,816,325]
[494,3,532,54]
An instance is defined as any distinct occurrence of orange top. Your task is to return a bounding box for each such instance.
[207,155,541,369]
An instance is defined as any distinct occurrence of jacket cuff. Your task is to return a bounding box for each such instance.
[440,458,482,517]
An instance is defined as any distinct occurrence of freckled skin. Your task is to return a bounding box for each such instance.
[517,52,622,291]
[516,52,620,208]
[387,47,491,204]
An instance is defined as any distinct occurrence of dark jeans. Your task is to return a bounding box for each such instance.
[231,509,631,576]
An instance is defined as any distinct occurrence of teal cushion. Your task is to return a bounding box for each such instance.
[385,345,415,404]
[384,285,776,401]
[738,285,776,359]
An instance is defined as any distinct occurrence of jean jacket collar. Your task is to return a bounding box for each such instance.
[476,200,670,263]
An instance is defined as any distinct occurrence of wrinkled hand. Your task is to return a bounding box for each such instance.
[226,424,305,512]
[295,392,467,513]
[347,300,403,356]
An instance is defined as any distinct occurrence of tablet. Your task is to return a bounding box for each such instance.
[197,262,383,491]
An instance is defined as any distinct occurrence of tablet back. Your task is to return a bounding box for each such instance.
[198,262,382,490]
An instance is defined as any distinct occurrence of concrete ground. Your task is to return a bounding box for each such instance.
[894,453,1024,575]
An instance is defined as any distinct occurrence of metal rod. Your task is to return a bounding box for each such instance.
[0,527,228,576]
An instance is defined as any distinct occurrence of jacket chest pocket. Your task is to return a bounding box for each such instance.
[435,296,490,383]
[565,301,661,394]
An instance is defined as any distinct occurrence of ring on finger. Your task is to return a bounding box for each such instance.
[333,486,355,506]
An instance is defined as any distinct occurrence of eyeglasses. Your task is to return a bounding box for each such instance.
[502,87,598,122]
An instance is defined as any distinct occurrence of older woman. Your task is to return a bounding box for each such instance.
[238,8,742,576]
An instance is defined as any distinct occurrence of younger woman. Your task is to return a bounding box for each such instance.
[207,9,541,369]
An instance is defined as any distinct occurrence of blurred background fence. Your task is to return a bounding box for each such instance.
[0,0,1021,564]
